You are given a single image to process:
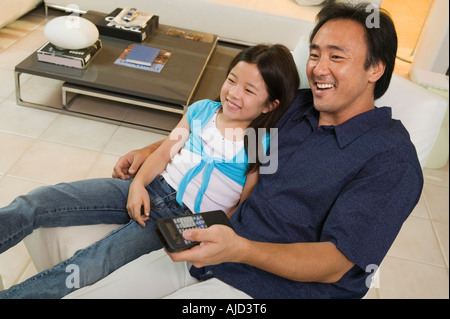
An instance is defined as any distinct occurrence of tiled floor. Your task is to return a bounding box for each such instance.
[0,2,448,298]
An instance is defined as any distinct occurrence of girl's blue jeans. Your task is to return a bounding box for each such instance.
[0,176,190,298]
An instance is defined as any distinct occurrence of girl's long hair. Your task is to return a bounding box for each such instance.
[226,44,300,173]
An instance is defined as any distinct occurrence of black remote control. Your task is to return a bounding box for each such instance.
[154,210,233,252]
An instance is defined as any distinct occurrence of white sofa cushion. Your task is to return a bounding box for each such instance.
[293,36,311,89]
[376,75,448,167]
[24,224,121,272]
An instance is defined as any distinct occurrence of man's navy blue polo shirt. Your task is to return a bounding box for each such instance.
[190,89,423,299]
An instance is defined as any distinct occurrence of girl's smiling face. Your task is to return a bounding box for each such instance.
[220,61,276,129]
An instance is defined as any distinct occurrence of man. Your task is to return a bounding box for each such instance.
[78,2,421,298]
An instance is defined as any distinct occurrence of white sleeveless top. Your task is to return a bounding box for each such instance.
[162,109,245,213]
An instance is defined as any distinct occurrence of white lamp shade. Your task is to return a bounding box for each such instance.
[44,16,99,50]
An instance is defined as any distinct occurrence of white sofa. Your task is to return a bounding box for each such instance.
[43,0,322,50]
[0,0,42,29]
[23,32,448,281]
[43,0,384,50]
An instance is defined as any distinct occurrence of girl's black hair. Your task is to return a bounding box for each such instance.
[227,44,300,173]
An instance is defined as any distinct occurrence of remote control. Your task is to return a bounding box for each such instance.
[154,210,233,252]
[122,8,138,22]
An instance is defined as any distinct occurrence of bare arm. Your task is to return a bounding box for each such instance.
[126,115,190,226]
[112,141,164,180]
[226,169,259,218]
[235,237,354,283]
[131,116,190,186]
[168,225,354,283]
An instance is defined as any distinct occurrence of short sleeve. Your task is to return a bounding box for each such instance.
[186,100,221,128]
[186,100,205,124]
[320,154,423,270]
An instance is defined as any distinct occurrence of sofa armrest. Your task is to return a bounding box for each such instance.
[24,224,121,272]
[375,74,448,167]
[0,0,42,29]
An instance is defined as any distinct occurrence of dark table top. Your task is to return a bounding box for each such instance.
[15,11,218,107]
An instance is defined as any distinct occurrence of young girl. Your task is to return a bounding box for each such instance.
[0,44,299,299]
[127,44,300,226]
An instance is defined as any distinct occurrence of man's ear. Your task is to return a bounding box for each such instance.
[263,99,280,114]
[368,61,386,83]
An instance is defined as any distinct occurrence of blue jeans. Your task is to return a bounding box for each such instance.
[0,176,190,298]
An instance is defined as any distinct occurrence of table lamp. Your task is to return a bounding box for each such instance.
[44,15,99,50]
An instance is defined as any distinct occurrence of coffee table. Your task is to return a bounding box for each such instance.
[14,11,219,132]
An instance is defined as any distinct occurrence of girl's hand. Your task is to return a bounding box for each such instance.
[127,182,151,227]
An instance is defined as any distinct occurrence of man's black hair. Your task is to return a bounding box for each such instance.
[310,2,398,99]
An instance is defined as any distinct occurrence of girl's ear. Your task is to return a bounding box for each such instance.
[263,99,280,114]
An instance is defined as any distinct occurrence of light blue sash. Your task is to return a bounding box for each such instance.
[176,100,248,213]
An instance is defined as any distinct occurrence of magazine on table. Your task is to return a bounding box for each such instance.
[114,43,173,73]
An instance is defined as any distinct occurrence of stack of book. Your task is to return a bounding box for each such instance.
[37,40,102,69]
[114,43,173,73]
[96,8,159,42]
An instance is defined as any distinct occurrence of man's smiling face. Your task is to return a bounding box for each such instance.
[307,19,384,126]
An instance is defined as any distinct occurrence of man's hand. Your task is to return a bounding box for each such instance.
[168,226,355,284]
[112,141,163,180]
[167,225,246,268]
[112,150,147,180]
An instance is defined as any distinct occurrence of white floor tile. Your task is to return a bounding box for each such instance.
[84,153,120,179]
[0,175,45,206]
[103,126,167,156]
[0,131,36,175]
[388,216,447,267]
[8,140,100,184]
[0,97,59,137]
[0,69,16,99]
[378,256,449,299]
[0,47,34,71]
[40,114,119,151]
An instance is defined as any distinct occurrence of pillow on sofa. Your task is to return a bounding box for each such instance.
[292,36,311,89]
[375,75,447,167]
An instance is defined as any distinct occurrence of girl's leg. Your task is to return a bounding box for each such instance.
[0,176,190,299]
[0,178,133,254]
